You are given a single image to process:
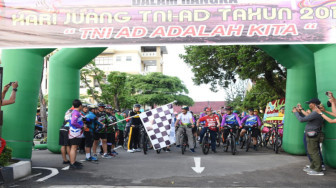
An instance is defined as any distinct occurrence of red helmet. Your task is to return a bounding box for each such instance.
[205,107,212,112]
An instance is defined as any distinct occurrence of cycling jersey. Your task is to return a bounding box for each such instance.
[221,113,241,127]
[96,111,110,133]
[106,115,117,133]
[199,112,206,125]
[198,114,219,128]
[177,112,193,126]
[129,110,142,127]
[241,115,262,127]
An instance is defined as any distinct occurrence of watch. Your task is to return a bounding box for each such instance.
[13,88,17,92]
[319,112,323,115]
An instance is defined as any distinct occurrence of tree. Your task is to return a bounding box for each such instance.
[128,72,194,108]
[179,45,286,97]
[100,71,135,111]
[224,79,249,102]
[80,61,106,103]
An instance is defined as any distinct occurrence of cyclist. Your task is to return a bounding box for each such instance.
[197,107,220,153]
[198,107,207,141]
[175,106,195,153]
[221,106,241,144]
[240,108,262,151]
[106,108,118,156]
[80,105,98,161]
[128,104,142,153]
[92,103,112,159]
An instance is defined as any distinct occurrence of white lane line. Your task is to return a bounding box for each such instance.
[32,167,59,182]
[61,166,70,171]
[19,173,42,181]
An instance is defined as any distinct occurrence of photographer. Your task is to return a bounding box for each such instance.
[314,91,336,123]
[1,81,18,107]
[292,98,324,176]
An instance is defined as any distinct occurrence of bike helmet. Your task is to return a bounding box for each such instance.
[233,110,239,114]
[181,106,189,111]
[248,108,254,112]
[133,104,141,108]
[205,107,212,112]
[225,106,233,110]
[203,107,208,111]
[98,103,106,107]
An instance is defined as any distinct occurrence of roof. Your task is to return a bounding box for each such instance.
[173,101,226,115]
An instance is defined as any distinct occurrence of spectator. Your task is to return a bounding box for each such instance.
[315,91,336,123]
[292,98,324,176]
[68,99,84,170]
[115,110,126,147]
[1,81,18,106]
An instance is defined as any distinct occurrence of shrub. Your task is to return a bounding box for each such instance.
[0,146,12,166]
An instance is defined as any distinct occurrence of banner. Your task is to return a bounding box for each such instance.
[1,0,336,48]
[263,98,285,125]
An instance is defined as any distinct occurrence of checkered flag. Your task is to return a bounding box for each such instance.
[139,103,174,150]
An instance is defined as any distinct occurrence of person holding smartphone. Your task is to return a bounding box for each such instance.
[1,81,18,107]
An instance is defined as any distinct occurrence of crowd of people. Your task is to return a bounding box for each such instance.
[58,99,267,170]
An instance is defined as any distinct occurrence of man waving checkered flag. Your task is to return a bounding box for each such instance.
[139,102,174,150]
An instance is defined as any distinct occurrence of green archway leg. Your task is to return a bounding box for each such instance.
[1,49,54,159]
[313,45,336,168]
[259,45,317,155]
[47,47,106,153]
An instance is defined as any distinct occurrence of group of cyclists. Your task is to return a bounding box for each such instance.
[58,99,266,169]
[174,106,263,154]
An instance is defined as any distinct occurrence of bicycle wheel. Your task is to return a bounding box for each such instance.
[182,135,186,155]
[216,133,221,147]
[246,134,251,152]
[231,134,236,155]
[240,134,246,149]
[274,132,279,154]
[224,136,230,152]
[257,135,262,147]
[143,135,148,155]
[202,134,210,155]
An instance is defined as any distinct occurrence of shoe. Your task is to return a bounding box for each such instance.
[74,161,83,166]
[303,167,312,172]
[307,170,324,176]
[62,160,70,164]
[176,145,181,148]
[93,153,98,158]
[99,151,103,155]
[102,154,113,159]
[322,165,326,171]
[127,149,135,153]
[253,145,257,151]
[70,164,82,170]
[91,156,98,161]
[109,153,116,157]
[112,150,118,155]
[190,149,195,153]
[212,150,217,153]
[305,165,310,168]
[85,157,92,161]
[135,148,141,152]
[166,148,171,152]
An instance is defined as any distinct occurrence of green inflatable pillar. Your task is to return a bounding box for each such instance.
[259,45,317,155]
[47,47,106,153]
[313,44,336,168]
[1,49,54,159]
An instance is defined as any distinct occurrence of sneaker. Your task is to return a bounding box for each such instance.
[176,145,181,148]
[112,150,118,155]
[62,160,70,164]
[253,145,258,151]
[91,156,98,161]
[85,157,92,161]
[135,148,141,152]
[109,153,116,157]
[102,154,112,159]
[166,148,171,152]
[127,149,135,153]
[322,165,326,171]
[303,167,312,172]
[74,161,83,166]
[307,170,324,176]
[70,164,82,170]
[92,153,98,158]
[190,149,195,153]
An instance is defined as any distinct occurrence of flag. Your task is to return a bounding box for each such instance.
[139,103,174,150]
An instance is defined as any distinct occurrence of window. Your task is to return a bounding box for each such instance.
[126,56,132,61]
[116,56,122,61]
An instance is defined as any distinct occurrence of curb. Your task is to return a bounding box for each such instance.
[0,159,31,183]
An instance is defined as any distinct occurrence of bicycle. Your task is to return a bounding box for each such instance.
[216,127,221,147]
[263,123,282,153]
[140,126,161,155]
[224,125,238,155]
[240,126,254,152]
[202,128,211,155]
[179,126,190,155]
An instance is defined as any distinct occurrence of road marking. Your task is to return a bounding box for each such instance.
[191,157,205,174]
[19,173,42,181]
[61,166,70,171]
[32,167,59,182]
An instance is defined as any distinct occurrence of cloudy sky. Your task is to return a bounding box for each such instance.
[163,45,226,102]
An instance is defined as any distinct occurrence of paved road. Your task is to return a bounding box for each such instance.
[3,145,336,188]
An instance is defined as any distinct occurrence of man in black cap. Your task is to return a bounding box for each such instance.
[292,98,324,176]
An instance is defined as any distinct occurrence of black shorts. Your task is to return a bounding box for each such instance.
[192,125,197,134]
[59,128,70,146]
[106,132,116,144]
[243,127,259,138]
[69,138,82,146]
[84,131,94,147]
[94,132,107,140]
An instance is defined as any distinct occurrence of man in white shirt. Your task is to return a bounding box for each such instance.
[175,106,195,153]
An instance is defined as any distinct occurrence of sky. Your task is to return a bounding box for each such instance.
[162,45,226,102]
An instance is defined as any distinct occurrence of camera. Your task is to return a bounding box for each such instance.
[326,92,329,96]
[327,101,332,108]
